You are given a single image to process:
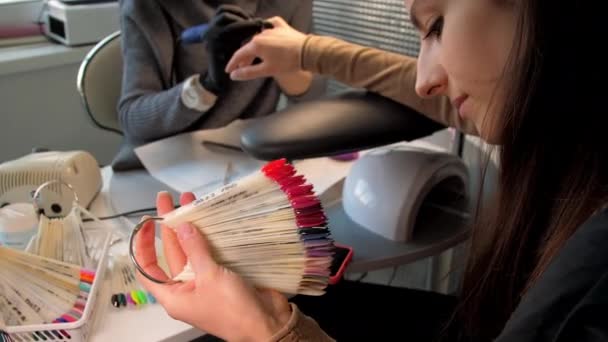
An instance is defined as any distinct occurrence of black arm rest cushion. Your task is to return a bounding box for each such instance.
[240,90,447,160]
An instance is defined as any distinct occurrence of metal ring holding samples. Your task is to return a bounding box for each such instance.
[32,179,80,216]
[128,216,179,285]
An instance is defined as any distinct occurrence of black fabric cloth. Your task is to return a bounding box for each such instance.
[494,208,608,342]
[289,280,458,341]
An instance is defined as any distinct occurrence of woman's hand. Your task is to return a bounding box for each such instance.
[225,16,308,82]
[134,191,293,342]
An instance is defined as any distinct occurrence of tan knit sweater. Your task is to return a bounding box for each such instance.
[269,304,335,341]
[269,34,477,341]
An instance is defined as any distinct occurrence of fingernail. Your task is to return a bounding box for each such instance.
[157,191,170,198]
[230,71,242,80]
[177,223,194,240]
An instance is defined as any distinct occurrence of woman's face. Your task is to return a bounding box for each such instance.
[405,0,518,143]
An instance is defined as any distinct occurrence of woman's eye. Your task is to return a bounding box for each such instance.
[424,16,444,40]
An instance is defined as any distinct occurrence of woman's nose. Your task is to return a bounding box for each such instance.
[415,46,447,99]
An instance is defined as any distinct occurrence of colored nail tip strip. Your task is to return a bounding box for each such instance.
[273,174,297,186]
[280,176,306,189]
[275,170,297,182]
[300,225,329,231]
[137,291,148,304]
[295,210,326,218]
[80,276,95,284]
[285,184,314,197]
[131,291,141,305]
[300,234,331,241]
[295,204,324,215]
[147,293,157,303]
[303,239,334,245]
[111,295,121,307]
[261,159,287,173]
[118,293,127,306]
[80,269,96,276]
[264,168,296,183]
[291,197,320,209]
[60,314,77,323]
[265,162,295,174]
[300,231,329,237]
[307,251,333,257]
[296,216,327,227]
[126,294,135,306]
[68,309,83,318]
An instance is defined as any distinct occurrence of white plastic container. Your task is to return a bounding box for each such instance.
[2,228,112,342]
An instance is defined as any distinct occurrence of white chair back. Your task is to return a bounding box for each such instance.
[77,30,123,135]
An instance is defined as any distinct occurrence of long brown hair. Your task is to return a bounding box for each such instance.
[451,0,608,340]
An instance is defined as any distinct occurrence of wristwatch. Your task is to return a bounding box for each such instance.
[180,74,218,112]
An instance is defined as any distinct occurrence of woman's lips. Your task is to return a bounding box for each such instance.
[452,95,469,118]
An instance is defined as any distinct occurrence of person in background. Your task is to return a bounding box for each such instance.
[112,0,324,171]
[135,0,608,341]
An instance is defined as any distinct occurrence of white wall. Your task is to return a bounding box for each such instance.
[0,60,122,166]
[0,0,44,26]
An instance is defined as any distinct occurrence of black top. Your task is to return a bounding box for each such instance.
[496,208,608,341]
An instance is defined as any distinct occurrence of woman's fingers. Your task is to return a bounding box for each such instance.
[135,192,201,310]
[226,19,305,80]
[225,16,290,74]
[134,271,191,311]
[266,16,288,28]
[157,191,187,277]
[231,62,271,80]
[175,223,219,278]
[226,41,259,73]
[180,192,196,205]
[134,216,172,283]
[156,191,175,215]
